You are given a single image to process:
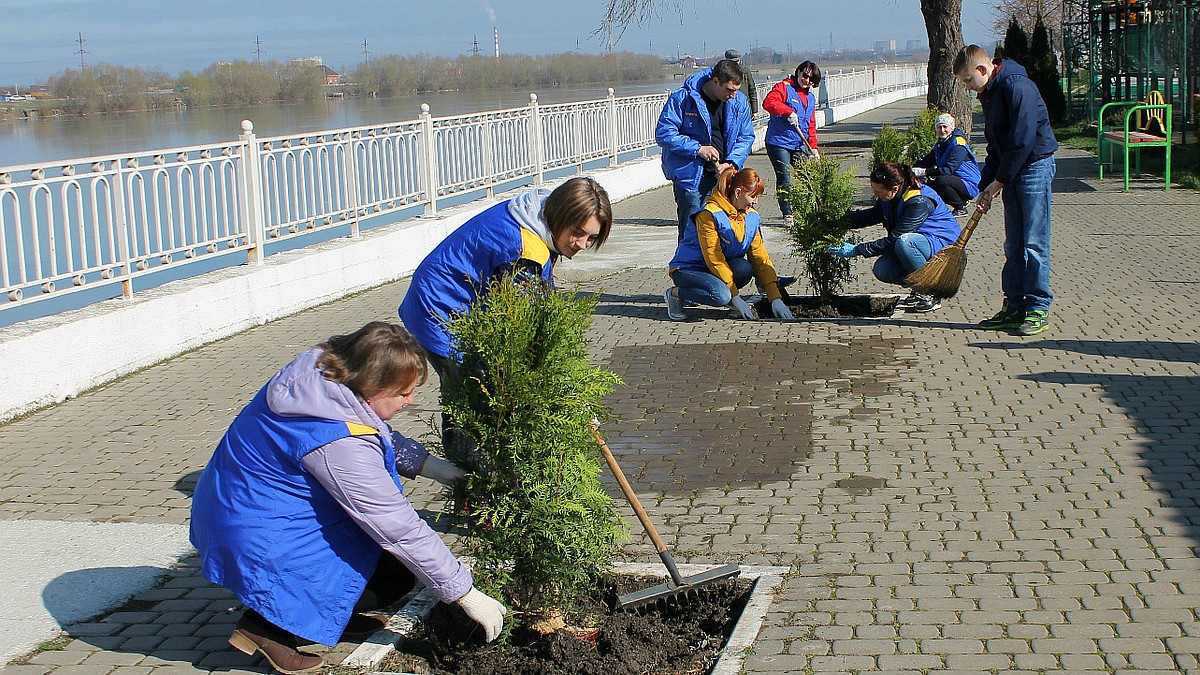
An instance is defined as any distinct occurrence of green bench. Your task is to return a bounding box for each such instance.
[1097,91,1172,191]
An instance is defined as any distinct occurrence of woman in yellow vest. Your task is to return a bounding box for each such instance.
[664,166,794,321]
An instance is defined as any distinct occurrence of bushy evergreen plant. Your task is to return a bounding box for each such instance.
[1002,18,1031,67]
[783,156,858,299]
[1029,15,1067,122]
[441,274,627,622]
[904,108,941,164]
[871,125,907,167]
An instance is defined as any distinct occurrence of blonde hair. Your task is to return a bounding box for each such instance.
[716,166,765,202]
[953,45,992,75]
[317,322,428,399]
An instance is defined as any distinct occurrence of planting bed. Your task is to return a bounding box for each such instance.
[755,293,900,319]
[381,575,750,675]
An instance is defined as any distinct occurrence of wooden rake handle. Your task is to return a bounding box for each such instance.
[589,422,689,588]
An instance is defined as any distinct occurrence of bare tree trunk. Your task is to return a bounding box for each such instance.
[921,0,973,136]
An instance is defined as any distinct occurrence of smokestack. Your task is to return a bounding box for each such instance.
[494,26,500,59]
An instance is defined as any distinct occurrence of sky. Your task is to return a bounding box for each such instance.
[3,0,1001,85]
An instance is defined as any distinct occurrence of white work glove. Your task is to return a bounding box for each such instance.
[811,148,820,160]
[729,296,756,320]
[770,298,793,320]
[912,166,926,177]
[418,454,465,485]
[786,112,799,127]
[457,586,507,642]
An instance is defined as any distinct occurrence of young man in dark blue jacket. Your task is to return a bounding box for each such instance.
[954,45,1058,336]
[656,59,756,241]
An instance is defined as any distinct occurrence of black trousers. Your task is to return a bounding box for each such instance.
[925,174,973,210]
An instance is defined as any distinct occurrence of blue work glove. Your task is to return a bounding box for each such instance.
[728,296,756,320]
[828,242,858,258]
[770,298,794,320]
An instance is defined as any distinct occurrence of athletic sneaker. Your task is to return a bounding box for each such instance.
[1018,310,1050,336]
[906,293,941,313]
[953,207,970,217]
[896,292,922,308]
[978,303,1023,329]
[664,288,686,321]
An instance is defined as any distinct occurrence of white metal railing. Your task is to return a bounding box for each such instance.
[1,65,925,317]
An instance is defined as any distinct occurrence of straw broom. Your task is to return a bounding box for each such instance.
[903,202,986,299]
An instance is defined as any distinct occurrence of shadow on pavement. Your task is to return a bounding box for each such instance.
[174,470,202,497]
[44,566,178,627]
[976,339,1200,552]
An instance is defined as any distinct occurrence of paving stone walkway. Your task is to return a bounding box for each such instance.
[4,96,1200,674]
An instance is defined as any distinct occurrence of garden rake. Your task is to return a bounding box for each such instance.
[588,422,741,610]
[904,200,987,299]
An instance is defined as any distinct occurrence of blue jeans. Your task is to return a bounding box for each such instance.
[671,258,754,307]
[766,144,805,217]
[872,232,934,286]
[999,155,1054,313]
[672,173,717,241]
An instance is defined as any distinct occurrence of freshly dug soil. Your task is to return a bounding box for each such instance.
[755,294,899,319]
[387,576,751,675]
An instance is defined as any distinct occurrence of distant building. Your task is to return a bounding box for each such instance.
[874,39,897,53]
[320,66,340,86]
[905,40,924,52]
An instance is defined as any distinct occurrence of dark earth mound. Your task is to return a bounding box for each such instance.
[755,293,899,319]
[385,576,751,675]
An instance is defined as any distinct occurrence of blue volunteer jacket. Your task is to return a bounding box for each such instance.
[850,184,960,258]
[764,79,816,152]
[917,129,981,197]
[978,58,1059,187]
[655,68,755,191]
[190,388,401,646]
[670,203,762,272]
[399,199,555,358]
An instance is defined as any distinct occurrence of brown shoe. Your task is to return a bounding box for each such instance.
[228,612,323,675]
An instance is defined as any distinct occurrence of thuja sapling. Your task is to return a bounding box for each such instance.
[782,156,858,300]
[440,272,628,626]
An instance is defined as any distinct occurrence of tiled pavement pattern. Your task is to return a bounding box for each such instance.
[4,96,1200,674]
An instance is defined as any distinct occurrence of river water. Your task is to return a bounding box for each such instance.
[0,79,685,168]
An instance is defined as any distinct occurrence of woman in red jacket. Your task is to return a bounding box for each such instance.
[762,61,822,225]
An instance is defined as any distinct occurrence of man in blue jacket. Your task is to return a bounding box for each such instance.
[954,45,1058,336]
[656,59,756,241]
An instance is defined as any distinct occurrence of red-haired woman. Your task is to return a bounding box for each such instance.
[664,166,794,321]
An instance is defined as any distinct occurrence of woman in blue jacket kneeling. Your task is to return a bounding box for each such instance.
[913,113,981,215]
[664,166,794,321]
[830,162,961,313]
[191,322,506,674]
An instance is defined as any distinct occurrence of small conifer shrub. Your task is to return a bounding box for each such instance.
[904,108,941,164]
[871,124,907,167]
[783,156,859,299]
[441,273,627,622]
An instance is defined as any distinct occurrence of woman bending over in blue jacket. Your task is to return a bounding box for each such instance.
[191,322,506,675]
[829,162,961,313]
